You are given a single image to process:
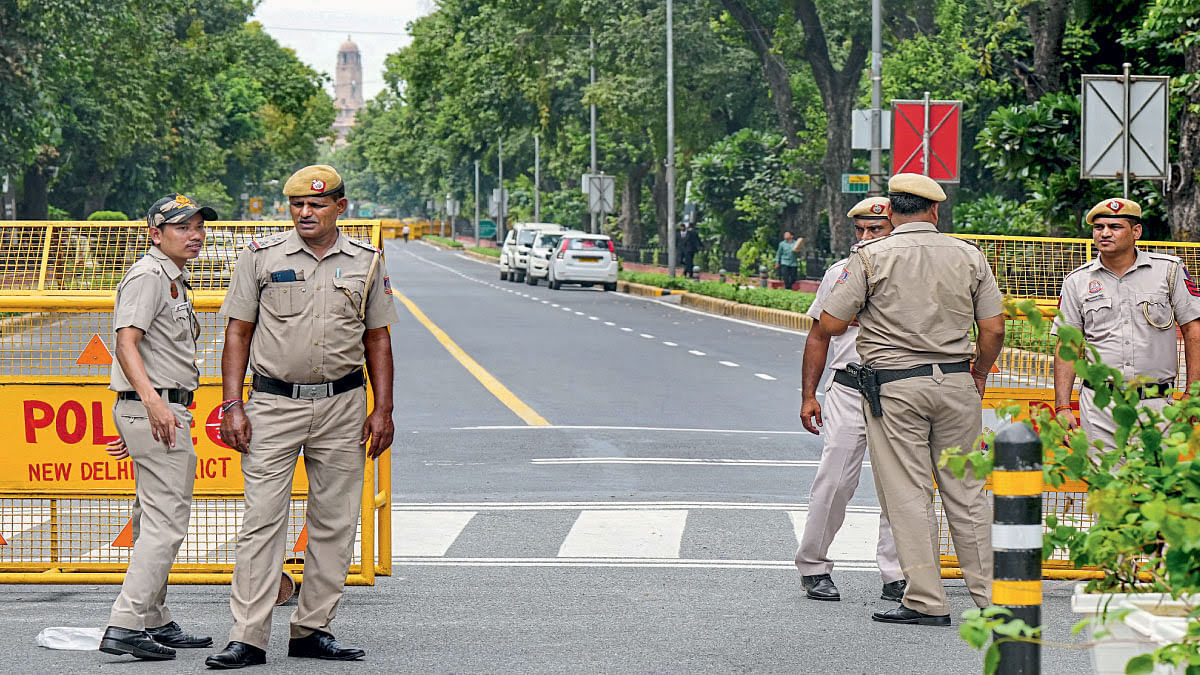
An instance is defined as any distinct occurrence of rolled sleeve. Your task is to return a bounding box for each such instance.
[1172,264,1200,326]
[113,272,161,332]
[220,247,260,323]
[364,256,399,330]
[821,254,867,322]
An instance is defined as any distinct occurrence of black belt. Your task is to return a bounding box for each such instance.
[252,370,364,400]
[872,361,972,385]
[1081,378,1174,400]
[117,389,194,406]
[832,369,857,389]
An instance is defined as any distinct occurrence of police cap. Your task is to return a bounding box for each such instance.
[887,173,946,202]
[1085,198,1142,224]
[146,193,217,228]
[283,165,344,198]
[847,196,890,219]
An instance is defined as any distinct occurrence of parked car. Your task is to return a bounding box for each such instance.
[547,232,618,291]
[502,222,564,283]
[499,229,517,281]
[525,231,564,286]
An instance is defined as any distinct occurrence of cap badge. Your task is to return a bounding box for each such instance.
[171,195,194,209]
[1088,280,1102,294]
[1108,200,1123,212]
[870,204,884,214]
[311,178,326,192]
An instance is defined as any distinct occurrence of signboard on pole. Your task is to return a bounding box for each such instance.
[851,110,892,150]
[891,96,962,182]
[581,173,615,214]
[489,189,508,219]
[1081,71,1168,181]
[840,174,871,194]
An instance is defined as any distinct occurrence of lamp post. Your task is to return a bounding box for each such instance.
[665,0,677,277]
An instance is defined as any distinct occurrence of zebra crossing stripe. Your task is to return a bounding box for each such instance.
[558,510,687,558]
[392,511,477,556]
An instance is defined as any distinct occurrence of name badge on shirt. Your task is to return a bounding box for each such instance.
[173,302,189,313]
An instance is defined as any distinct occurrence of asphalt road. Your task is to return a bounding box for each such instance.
[10,239,1091,673]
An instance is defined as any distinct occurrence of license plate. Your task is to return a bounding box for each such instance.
[577,256,601,263]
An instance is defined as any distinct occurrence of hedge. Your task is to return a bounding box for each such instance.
[619,270,814,314]
[424,235,463,249]
[469,246,500,258]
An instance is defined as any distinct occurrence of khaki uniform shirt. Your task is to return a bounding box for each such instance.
[220,228,399,384]
[807,258,859,371]
[1052,249,1200,383]
[110,246,200,392]
[821,222,1004,369]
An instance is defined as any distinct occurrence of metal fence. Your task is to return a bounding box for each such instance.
[0,220,391,585]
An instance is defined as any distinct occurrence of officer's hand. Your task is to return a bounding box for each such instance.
[146,398,183,448]
[972,372,988,398]
[1056,409,1079,431]
[800,397,823,435]
[361,408,394,460]
[105,437,129,460]
[221,405,252,455]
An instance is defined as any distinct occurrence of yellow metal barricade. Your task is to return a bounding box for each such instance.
[380,218,429,240]
[931,233,1200,580]
[0,221,391,584]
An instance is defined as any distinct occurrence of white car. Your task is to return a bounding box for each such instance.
[525,231,564,286]
[547,233,618,291]
[498,229,517,281]
[502,222,564,283]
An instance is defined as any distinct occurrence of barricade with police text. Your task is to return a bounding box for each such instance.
[0,220,391,585]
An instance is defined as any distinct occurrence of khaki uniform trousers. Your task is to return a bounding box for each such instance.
[795,381,902,583]
[228,387,366,649]
[863,369,992,615]
[1079,387,1169,452]
[108,399,197,630]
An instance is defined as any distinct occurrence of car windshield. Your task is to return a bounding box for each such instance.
[536,234,561,248]
[567,238,608,250]
[517,230,538,246]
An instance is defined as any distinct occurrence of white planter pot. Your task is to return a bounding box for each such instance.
[1121,596,1196,675]
[1070,583,1166,675]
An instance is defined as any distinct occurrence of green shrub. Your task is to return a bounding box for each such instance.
[87,210,129,221]
[424,235,463,248]
[469,246,500,258]
[48,206,70,220]
[618,270,814,314]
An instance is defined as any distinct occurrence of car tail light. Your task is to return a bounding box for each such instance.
[607,240,616,260]
[557,239,568,259]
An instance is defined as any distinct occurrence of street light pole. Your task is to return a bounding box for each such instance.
[869,0,883,195]
[590,27,598,234]
[474,159,480,246]
[498,135,505,241]
[665,0,677,277]
[534,133,541,222]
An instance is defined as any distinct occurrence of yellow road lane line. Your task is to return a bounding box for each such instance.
[395,291,550,426]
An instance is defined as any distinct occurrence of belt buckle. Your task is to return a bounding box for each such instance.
[293,383,330,399]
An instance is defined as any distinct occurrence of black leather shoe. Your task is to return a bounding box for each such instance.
[288,630,365,661]
[205,641,266,669]
[800,574,841,601]
[147,621,213,648]
[881,579,907,602]
[871,604,951,626]
[99,626,176,660]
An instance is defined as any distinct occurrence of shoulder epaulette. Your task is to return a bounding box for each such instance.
[1063,260,1094,280]
[1147,251,1182,263]
[347,237,379,253]
[855,234,893,249]
[247,233,287,252]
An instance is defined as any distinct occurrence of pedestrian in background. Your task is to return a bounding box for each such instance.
[775,232,799,290]
[401,223,410,243]
[679,223,702,278]
[1053,197,1200,449]
[819,173,1003,626]
[796,197,903,604]
[207,165,398,668]
[99,194,217,661]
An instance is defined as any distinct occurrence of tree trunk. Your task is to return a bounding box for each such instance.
[81,170,114,217]
[718,0,805,149]
[1168,42,1200,241]
[17,162,49,220]
[1013,0,1069,103]
[619,161,651,247]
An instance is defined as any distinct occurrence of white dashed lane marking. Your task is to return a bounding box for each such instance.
[754,373,777,381]
[640,333,654,339]
[688,350,706,356]
[719,361,739,368]
[662,341,677,347]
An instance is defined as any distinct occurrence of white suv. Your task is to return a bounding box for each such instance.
[502,222,564,283]
[498,229,516,281]
[525,231,564,286]
[547,232,618,291]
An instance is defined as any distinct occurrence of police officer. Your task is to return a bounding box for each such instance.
[1053,198,1200,448]
[796,197,903,603]
[99,194,217,660]
[819,174,1004,626]
[207,165,398,668]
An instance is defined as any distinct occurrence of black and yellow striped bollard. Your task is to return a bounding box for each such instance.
[991,422,1042,674]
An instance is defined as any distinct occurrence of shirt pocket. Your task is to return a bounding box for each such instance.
[1080,295,1113,333]
[1137,292,1174,330]
[331,278,365,320]
[261,281,306,318]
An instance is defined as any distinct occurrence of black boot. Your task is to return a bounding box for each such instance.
[205,641,266,669]
[99,626,176,660]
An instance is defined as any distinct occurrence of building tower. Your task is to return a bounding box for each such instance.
[332,37,364,145]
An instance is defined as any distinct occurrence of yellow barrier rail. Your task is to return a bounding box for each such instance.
[0,221,391,584]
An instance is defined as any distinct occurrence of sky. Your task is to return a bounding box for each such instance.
[251,0,435,101]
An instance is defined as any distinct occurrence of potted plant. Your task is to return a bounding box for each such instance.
[943,300,1200,674]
